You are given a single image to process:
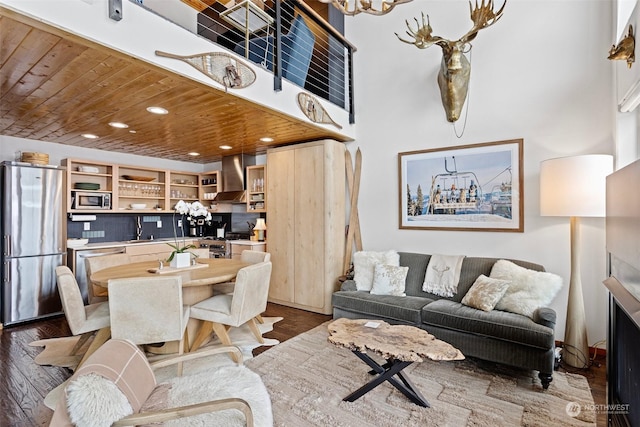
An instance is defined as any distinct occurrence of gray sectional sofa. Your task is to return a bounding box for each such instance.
[332,252,557,389]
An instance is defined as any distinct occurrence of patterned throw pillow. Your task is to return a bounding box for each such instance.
[353,250,400,291]
[461,274,510,312]
[370,263,409,296]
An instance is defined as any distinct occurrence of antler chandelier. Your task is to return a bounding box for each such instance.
[318,0,413,16]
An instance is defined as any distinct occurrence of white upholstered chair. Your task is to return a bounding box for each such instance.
[215,250,271,295]
[49,339,253,427]
[241,250,271,264]
[190,262,272,360]
[84,253,131,304]
[107,276,190,375]
[190,247,210,259]
[54,266,111,365]
[240,251,271,323]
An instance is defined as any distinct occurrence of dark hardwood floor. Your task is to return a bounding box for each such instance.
[0,304,607,426]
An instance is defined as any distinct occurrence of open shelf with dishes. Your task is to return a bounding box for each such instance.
[117,166,167,211]
[62,159,228,213]
[246,165,266,212]
[169,172,199,209]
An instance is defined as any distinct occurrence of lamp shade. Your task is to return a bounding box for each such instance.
[254,218,266,230]
[540,154,613,217]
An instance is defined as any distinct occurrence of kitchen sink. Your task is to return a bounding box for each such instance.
[124,239,154,244]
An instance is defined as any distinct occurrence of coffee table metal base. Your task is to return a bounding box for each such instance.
[344,350,430,408]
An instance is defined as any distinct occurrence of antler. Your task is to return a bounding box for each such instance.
[459,0,506,44]
[395,12,447,49]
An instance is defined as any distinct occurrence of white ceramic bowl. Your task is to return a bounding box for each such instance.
[67,238,89,248]
[130,203,147,209]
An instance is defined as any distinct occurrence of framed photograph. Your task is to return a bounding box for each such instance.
[398,139,523,232]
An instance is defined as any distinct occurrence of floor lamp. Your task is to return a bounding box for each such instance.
[539,154,613,369]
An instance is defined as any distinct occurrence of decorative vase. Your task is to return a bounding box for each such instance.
[170,252,191,268]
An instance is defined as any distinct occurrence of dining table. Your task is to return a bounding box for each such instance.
[90,257,250,353]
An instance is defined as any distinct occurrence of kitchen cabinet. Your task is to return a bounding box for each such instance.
[63,159,115,213]
[64,158,226,213]
[266,140,345,314]
[169,172,199,208]
[246,165,266,212]
[117,165,166,211]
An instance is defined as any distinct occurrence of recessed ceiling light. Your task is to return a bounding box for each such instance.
[260,137,274,143]
[81,133,99,139]
[220,145,233,150]
[129,130,137,134]
[146,106,168,115]
[109,122,129,129]
[188,152,200,156]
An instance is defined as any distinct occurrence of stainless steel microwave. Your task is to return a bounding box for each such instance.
[72,191,112,210]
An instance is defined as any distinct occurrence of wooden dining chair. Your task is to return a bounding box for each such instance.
[189,262,272,360]
[84,253,131,303]
[54,266,111,366]
[107,276,190,375]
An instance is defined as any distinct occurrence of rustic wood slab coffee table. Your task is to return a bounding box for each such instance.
[328,318,464,407]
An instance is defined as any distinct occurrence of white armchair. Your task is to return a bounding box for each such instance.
[49,339,256,427]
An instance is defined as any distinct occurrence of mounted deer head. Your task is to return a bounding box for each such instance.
[396,0,506,122]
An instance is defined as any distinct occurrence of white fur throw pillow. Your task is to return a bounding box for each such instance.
[353,250,400,291]
[66,373,133,427]
[370,264,409,296]
[490,259,563,318]
[461,274,510,312]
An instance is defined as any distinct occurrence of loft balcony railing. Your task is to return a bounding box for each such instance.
[133,0,355,124]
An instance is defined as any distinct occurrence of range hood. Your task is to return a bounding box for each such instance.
[213,154,256,203]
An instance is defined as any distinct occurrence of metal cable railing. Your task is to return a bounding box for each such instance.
[195,0,355,122]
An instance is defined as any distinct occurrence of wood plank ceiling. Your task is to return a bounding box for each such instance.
[0,8,351,164]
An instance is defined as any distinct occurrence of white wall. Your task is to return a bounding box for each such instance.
[345,0,614,344]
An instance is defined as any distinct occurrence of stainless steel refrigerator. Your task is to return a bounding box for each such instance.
[1,161,65,326]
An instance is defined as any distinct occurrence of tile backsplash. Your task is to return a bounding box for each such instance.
[66,212,260,243]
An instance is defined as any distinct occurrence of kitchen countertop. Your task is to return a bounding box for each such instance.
[66,237,197,251]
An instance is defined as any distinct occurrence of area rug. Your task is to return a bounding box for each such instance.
[245,323,596,427]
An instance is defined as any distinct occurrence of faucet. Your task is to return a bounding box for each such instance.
[136,216,142,240]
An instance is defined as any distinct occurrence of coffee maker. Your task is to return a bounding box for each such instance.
[188,217,206,237]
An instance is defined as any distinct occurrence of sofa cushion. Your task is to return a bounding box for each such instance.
[461,274,510,311]
[370,264,409,296]
[399,252,545,302]
[490,259,563,318]
[332,291,434,324]
[421,299,555,349]
[353,250,400,291]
